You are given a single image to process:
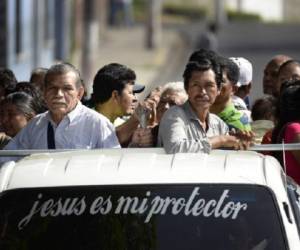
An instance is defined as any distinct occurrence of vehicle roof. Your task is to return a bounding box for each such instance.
[0,148,285,191]
[2,149,299,249]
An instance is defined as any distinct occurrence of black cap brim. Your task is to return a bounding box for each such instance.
[133,84,145,93]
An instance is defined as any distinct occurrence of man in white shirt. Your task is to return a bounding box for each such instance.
[2,63,120,156]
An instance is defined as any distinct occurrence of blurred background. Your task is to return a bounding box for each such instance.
[0,0,300,101]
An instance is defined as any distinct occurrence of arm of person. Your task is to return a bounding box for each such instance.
[100,121,121,149]
[116,115,140,146]
[0,132,11,150]
[0,130,29,164]
[158,108,212,154]
[209,135,240,149]
[291,133,300,163]
[129,127,154,147]
[284,123,300,164]
[116,99,157,147]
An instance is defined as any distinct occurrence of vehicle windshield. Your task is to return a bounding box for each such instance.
[0,184,287,250]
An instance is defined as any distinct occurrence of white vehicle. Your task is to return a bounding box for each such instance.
[0,148,300,250]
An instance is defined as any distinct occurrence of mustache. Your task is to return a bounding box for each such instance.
[194,94,209,100]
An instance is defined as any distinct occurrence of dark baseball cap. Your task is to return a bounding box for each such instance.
[133,84,145,93]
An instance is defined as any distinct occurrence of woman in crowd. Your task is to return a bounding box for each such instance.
[271,79,300,184]
[0,92,41,147]
[251,95,277,144]
[276,60,300,96]
[15,81,47,113]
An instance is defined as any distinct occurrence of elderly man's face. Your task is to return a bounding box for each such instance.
[263,56,291,96]
[156,89,187,122]
[187,69,219,113]
[44,72,83,123]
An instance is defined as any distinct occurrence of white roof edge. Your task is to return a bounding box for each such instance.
[0,149,285,193]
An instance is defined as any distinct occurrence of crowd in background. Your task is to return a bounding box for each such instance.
[1,48,300,184]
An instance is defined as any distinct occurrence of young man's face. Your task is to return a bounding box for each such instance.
[187,69,219,113]
[117,83,138,116]
[213,72,233,106]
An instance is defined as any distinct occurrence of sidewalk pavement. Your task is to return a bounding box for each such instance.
[95,24,185,100]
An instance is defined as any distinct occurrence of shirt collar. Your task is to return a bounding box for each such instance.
[182,101,211,124]
[46,101,83,126]
[182,101,198,120]
[67,101,82,123]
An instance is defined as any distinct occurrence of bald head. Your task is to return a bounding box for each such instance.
[263,54,292,96]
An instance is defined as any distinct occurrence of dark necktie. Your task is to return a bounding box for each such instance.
[47,122,56,149]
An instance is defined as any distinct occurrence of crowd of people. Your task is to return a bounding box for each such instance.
[0,48,300,184]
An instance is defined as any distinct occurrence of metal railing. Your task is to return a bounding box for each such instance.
[0,143,300,157]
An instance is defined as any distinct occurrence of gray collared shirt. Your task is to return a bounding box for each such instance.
[157,101,229,154]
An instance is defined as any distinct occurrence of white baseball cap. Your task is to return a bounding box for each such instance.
[230,57,253,87]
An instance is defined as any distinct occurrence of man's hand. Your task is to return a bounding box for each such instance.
[230,130,255,150]
[210,132,254,150]
[134,99,157,128]
[130,128,153,147]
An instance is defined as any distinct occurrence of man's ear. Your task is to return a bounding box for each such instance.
[111,90,120,103]
[232,85,238,94]
[77,86,85,100]
[247,82,252,93]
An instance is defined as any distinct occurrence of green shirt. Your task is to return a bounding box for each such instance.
[218,103,251,132]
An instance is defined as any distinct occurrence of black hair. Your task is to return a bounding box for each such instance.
[271,79,300,164]
[2,92,39,121]
[217,57,240,85]
[44,63,82,89]
[30,67,48,83]
[92,63,136,104]
[0,68,18,96]
[15,81,47,113]
[188,49,219,63]
[251,95,277,121]
[277,59,300,77]
[183,58,223,90]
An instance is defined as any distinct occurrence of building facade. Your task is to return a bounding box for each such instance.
[0,0,107,90]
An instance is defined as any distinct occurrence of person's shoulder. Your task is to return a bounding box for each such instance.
[83,106,116,130]
[209,113,226,124]
[25,111,48,128]
[161,105,187,120]
[209,113,229,132]
[80,105,111,122]
[286,122,300,131]
[232,95,248,111]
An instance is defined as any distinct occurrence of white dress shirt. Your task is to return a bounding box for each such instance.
[3,102,120,151]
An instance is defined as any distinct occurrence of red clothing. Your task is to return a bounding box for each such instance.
[261,129,273,156]
[283,123,300,184]
[262,129,272,145]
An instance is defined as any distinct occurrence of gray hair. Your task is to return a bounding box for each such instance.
[161,81,188,101]
[44,63,82,89]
